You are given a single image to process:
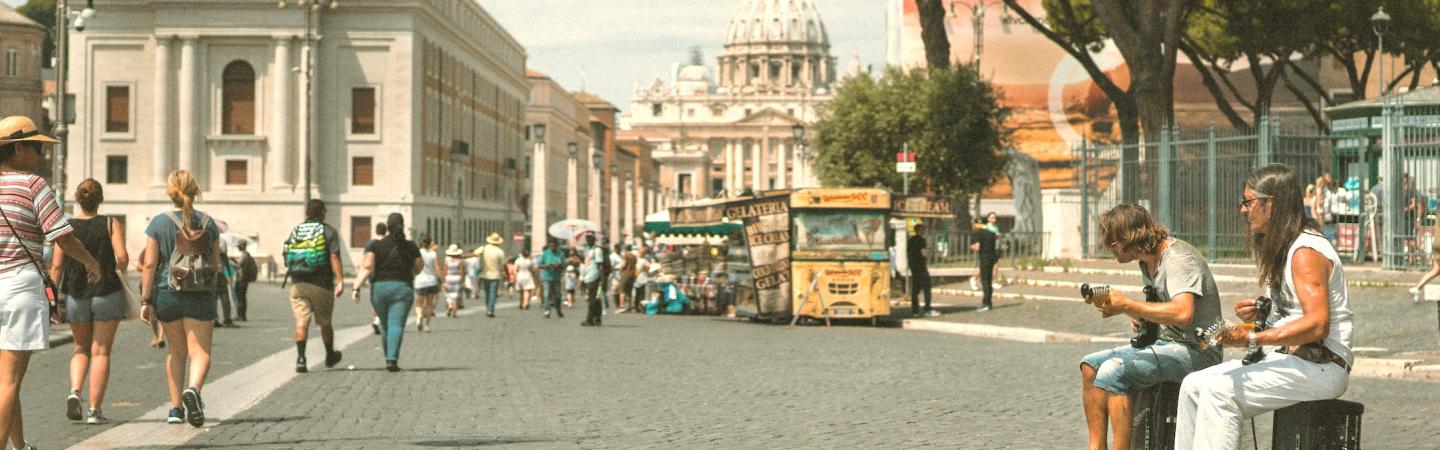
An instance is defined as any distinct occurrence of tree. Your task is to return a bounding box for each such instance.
[916,0,952,70]
[1182,0,1323,130]
[18,0,56,69]
[814,66,1010,198]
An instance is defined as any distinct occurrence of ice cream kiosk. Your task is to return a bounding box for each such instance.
[789,188,893,323]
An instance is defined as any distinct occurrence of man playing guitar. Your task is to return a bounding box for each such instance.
[1077,204,1224,450]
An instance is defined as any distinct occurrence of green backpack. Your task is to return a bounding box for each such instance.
[283,222,329,279]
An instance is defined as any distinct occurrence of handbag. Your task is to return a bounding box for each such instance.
[0,205,60,313]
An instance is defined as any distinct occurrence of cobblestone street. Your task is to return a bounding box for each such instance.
[1,280,1431,448]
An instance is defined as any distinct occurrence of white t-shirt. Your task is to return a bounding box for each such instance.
[414,249,440,288]
[1268,231,1354,367]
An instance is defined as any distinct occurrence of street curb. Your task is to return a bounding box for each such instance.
[1036,266,1409,288]
[934,288,1080,303]
[900,318,1438,382]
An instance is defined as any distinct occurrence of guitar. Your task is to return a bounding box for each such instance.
[1195,296,1272,365]
[1079,283,1163,348]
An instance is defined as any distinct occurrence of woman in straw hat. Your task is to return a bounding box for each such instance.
[0,116,103,448]
[441,244,465,318]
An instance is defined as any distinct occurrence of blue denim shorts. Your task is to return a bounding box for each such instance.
[67,289,127,323]
[154,289,218,323]
[1080,340,1220,396]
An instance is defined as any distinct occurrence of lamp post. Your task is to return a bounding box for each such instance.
[1359,6,1390,264]
[947,0,1012,70]
[591,148,603,227]
[52,0,96,204]
[791,124,806,188]
[279,0,339,204]
[529,124,547,254]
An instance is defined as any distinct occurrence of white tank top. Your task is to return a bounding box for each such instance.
[414,249,439,288]
[1267,231,1354,367]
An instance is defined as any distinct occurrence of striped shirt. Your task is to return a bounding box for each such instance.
[0,173,73,274]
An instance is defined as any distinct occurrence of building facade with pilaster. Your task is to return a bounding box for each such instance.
[65,0,529,264]
[524,70,593,254]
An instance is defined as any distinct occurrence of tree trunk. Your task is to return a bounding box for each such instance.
[916,0,951,70]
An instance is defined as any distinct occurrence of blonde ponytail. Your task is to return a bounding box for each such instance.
[166,170,201,232]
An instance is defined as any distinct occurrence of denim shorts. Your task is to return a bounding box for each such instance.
[154,289,218,323]
[416,286,439,296]
[67,289,127,323]
[1080,340,1220,396]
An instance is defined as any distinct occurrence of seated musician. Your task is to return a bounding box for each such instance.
[1080,204,1223,450]
[1174,164,1354,450]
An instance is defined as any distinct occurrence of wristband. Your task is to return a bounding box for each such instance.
[1247,330,1258,353]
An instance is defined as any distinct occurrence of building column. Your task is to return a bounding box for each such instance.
[623,174,635,243]
[530,139,548,255]
[777,141,788,188]
[722,140,734,194]
[151,36,173,187]
[271,36,294,189]
[759,130,770,189]
[749,139,760,190]
[566,153,579,220]
[589,149,601,227]
[176,36,199,179]
[609,169,620,243]
[801,56,812,88]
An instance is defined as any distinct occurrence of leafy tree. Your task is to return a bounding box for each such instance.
[1182,0,1323,130]
[814,66,1010,199]
[17,0,56,69]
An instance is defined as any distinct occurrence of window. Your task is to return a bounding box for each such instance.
[352,87,376,134]
[794,211,888,252]
[221,61,256,134]
[106,156,128,184]
[351,216,371,248]
[105,86,130,133]
[4,49,17,77]
[225,160,248,185]
[651,103,662,116]
[677,173,691,198]
[352,157,374,186]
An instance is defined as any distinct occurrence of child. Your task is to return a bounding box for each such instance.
[563,265,578,308]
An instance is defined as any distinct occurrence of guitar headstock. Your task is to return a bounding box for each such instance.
[1080,283,1112,306]
[1195,321,1227,349]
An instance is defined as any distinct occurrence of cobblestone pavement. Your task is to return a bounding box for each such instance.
[11,280,1438,448]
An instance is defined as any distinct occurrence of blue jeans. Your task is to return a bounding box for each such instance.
[542,278,563,313]
[370,281,414,362]
[1080,340,1221,396]
[481,279,500,314]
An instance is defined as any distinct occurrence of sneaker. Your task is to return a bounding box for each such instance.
[385,360,400,372]
[486,312,494,318]
[371,317,381,335]
[544,311,551,319]
[324,351,343,369]
[977,306,992,312]
[557,309,564,319]
[167,407,184,424]
[1411,287,1423,303]
[85,409,109,425]
[223,320,235,327]
[181,387,205,428]
[926,310,941,317]
[66,390,83,421]
[296,356,308,373]
[969,278,979,290]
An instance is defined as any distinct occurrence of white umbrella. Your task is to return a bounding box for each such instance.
[220,232,257,257]
[548,219,599,241]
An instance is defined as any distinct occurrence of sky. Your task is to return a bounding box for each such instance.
[3,0,888,112]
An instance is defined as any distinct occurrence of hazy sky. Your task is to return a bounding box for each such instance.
[3,0,888,113]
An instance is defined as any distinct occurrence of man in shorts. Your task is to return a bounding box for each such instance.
[284,200,344,373]
[1079,204,1223,450]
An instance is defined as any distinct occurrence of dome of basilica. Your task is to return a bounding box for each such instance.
[724,0,829,47]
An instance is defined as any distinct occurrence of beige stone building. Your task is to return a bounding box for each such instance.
[524,69,594,254]
[0,4,45,122]
[65,0,529,265]
[624,0,837,201]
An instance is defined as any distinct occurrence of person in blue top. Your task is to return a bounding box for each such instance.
[537,239,566,319]
[580,234,604,326]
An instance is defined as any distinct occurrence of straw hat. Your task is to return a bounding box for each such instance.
[0,116,59,145]
[486,232,504,245]
[445,244,463,257]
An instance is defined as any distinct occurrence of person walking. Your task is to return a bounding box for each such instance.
[362,222,388,333]
[970,218,998,312]
[50,179,127,425]
[464,243,481,302]
[233,240,256,322]
[413,235,441,332]
[580,235,605,326]
[618,245,638,313]
[538,239,566,319]
[906,223,935,316]
[476,233,506,318]
[0,116,103,447]
[351,213,423,372]
[442,244,465,318]
[1411,218,1440,303]
[514,251,536,310]
[563,265,578,308]
[282,200,345,373]
[213,238,235,328]
[141,169,221,428]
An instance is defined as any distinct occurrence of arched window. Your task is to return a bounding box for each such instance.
[221,61,256,135]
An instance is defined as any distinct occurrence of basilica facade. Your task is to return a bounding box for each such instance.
[624,0,838,200]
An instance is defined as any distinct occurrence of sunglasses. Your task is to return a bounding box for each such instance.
[1239,194,1271,209]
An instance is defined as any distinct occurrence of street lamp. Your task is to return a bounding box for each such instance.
[1372,6,1391,97]
[52,0,97,204]
[279,0,340,204]
[567,142,577,158]
[533,123,547,143]
[947,0,1012,70]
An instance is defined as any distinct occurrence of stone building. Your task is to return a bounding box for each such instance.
[0,4,45,123]
[624,0,837,200]
[524,69,594,254]
[64,0,530,264]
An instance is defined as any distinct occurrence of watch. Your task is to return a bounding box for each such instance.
[1247,330,1258,353]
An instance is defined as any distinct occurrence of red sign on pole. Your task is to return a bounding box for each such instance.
[895,152,916,163]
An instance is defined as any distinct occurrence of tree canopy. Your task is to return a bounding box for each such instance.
[813,66,1010,197]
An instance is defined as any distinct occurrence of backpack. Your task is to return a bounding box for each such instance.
[283,221,330,279]
[166,212,218,293]
[240,252,258,283]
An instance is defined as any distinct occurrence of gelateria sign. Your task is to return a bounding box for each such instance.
[724,194,792,317]
[892,195,956,219]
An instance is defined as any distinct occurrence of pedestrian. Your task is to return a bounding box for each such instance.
[281,199,345,373]
[563,265,578,308]
[351,213,423,372]
[464,243,481,302]
[362,222,388,333]
[580,235,605,326]
[538,239,566,319]
[969,218,997,312]
[505,257,517,297]
[984,212,1003,289]
[610,243,627,312]
[213,237,235,328]
[1410,218,1440,303]
[50,179,129,425]
[514,251,536,310]
[234,240,256,322]
[633,247,650,311]
[141,169,221,428]
[413,235,441,332]
[907,222,935,316]
[476,233,506,317]
[1079,204,1223,450]
[442,244,464,318]
[618,245,638,313]
[1175,164,1355,450]
[0,116,103,447]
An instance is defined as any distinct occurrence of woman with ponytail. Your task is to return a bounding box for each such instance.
[140,170,220,428]
[351,213,422,371]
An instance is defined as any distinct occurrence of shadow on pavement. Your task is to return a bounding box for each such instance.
[413,437,566,447]
[218,415,307,424]
[330,366,469,373]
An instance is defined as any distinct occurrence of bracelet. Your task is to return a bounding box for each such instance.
[1247,330,1258,353]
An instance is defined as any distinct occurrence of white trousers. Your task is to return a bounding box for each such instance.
[1175,351,1348,450]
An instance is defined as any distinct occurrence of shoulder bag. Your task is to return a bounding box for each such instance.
[0,205,60,314]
